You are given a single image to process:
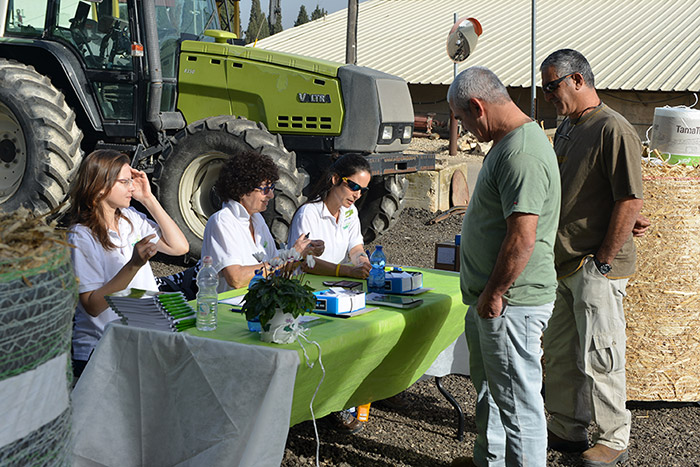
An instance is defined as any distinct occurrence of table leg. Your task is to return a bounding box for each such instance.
[435,376,464,441]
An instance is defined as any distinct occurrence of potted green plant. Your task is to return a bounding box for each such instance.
[242,249,317,344]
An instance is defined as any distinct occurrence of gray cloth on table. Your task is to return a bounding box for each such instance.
[421,333,470,379]
[72,323,299,467]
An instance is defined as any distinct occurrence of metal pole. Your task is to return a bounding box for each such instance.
[449,13,459,156]
[346,0,358,64]
[269,0,281,30]
[453,13,458,80]
[233,0,240,38]
[530,0,536,118]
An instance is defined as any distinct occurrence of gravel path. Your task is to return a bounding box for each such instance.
[152,206,700,466]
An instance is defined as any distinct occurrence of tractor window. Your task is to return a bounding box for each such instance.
[55,0,133,71]
[92,82,134,121]
[155,0,220,38]
[155,0,219,111]
[4,1,49,36]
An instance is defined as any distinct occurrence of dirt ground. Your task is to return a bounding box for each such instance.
[279,207,700,467]
[152,206,700,467]
[151,138,700,467]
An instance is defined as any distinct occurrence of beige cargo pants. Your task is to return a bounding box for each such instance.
[543,256,631,450]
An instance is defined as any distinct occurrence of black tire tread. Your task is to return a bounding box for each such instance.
[357,174,408,244]
[152,116,306,258]
[0,58,82,213]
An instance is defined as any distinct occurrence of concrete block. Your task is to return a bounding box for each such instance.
[405,162,470,212]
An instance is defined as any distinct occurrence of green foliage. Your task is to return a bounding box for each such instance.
[310,5,327,21]
[242,273,316,329]
[294,5,309,27]
[270,12,283,35]
[245,0,269,44]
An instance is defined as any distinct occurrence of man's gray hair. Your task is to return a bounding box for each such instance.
[447,66,511,110]
[540,49,595,88]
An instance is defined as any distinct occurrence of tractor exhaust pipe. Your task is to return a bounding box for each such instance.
[142,0,184,131]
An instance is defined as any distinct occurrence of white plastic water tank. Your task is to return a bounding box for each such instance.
[650,106,700,165]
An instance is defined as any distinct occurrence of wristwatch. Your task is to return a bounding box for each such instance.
[593,256,612,275]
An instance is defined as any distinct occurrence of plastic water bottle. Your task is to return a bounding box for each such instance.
[247,270,264,332]
[368,245,386,292]
[196,256,219,331]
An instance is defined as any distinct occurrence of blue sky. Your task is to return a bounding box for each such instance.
[236,0,369,31]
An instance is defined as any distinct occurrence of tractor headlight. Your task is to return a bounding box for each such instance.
[402,125,413,141]
[381,125,394,141]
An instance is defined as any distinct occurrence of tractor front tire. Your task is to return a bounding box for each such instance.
[152,116,306,260]
[357,174,408,244]
[0,59,83,214]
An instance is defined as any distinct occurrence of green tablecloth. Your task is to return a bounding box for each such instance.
[187,268,465,426]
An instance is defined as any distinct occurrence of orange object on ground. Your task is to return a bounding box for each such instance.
[357,403,371,422]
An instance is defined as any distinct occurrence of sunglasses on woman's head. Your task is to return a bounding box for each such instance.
[342,177,369,194]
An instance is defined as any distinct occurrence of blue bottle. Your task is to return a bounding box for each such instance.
[368,246,387,293]
[247,269,264,332]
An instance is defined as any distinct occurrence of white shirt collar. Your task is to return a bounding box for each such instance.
[224,199,251,222]
[319,200,354,224]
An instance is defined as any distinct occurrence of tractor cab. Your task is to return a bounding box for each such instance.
[2,0,219,135]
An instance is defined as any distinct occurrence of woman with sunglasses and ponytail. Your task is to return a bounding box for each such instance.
[68,149,189,378]
[289,153,372,281]
[201,150,318,292]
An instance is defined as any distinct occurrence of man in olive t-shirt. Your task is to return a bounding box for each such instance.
[448,66,560,467]
[540,49,644,467]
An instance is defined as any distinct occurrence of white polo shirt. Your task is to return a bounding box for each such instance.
[288,200,363,264]
[69,207,161,361]
[201,200,278,293]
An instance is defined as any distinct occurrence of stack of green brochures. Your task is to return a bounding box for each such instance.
[106,289,196,332]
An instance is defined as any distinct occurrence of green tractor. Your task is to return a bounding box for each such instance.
[0,0,433,258]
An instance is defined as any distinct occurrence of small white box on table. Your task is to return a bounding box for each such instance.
[384,270,423,294]
[314,288,366,315]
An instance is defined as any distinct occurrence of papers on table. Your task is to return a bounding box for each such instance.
[366,292,423,309]
[106,289,196,332]
[390,287,433,296]
[220,295,246,307]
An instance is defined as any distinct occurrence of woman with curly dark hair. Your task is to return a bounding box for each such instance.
[201,150,320,291]
[68,149,188,377]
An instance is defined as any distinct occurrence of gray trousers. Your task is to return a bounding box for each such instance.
[543,257,631,450]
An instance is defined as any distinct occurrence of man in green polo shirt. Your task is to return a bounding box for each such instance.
[448,66,561,467]
[540,48,644,467]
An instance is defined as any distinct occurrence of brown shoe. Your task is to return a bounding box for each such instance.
[450,456,477,467]
[582,443,629,466]
[548,429,589,453]
[331,410,364,434]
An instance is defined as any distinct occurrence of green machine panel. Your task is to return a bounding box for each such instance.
[178,41,344,134]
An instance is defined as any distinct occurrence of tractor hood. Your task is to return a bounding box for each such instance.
[180,41,342,78]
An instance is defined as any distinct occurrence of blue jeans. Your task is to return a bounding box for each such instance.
[465,302,554,467]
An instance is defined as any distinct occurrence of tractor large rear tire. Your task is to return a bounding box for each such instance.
[0,59,83,214]
[152,116,306,260]
[356,174,408,244]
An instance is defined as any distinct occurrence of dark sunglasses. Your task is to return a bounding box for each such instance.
[342,177,369,194]
[255,183,275,194]
[542,73,574,93]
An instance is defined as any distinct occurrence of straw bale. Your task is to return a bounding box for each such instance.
[625,162,700,401]
[0,207,72,277]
